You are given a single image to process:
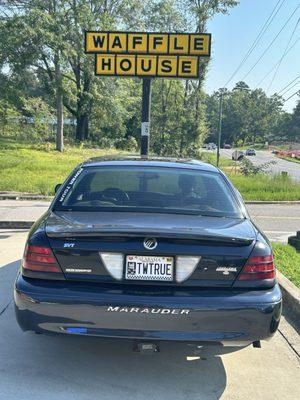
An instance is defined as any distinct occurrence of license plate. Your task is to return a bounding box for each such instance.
[125,255,174,281]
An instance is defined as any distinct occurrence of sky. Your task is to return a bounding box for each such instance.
[205,0,300,112]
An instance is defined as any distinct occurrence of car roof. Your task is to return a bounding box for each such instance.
[82,155,219,172]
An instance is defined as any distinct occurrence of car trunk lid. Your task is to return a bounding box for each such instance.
[46,211,257,287]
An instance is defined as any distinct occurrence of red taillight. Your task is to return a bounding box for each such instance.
[26,253,57,264]
[23,244,61,274]
[27,245,53,255]
[238,255,276,281]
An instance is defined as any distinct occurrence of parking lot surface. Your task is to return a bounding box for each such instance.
[0,231,299,400]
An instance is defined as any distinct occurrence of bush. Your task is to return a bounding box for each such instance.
[115,136,138,151]
[239,158,276,175]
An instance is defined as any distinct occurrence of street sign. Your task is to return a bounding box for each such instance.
[85,31,211,56]
[84,30,211,156]
[94,54,199,78]
[85,31,211,79]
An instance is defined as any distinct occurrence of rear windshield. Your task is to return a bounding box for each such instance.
[54,166,241,218]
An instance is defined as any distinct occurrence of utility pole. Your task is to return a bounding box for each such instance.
[217,90,224,167]
[140,78,152,157]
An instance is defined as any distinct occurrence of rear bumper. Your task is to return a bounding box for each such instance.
[14,274,282,344]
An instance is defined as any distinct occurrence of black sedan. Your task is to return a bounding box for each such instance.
[14,157,281,351]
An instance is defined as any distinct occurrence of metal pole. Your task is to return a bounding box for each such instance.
[217,91,223,167]
[141,78,152,156]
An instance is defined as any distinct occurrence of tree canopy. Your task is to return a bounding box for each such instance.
[0,0,298,154]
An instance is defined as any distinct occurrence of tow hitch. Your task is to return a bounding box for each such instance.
[133,341,160,353]
[253,341,261,348]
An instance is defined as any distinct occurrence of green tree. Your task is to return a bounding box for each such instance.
[206,83,285,146]
[22,96,55,140]
[290,97,300,142]
[0,0,240,155]
[0,0,146,146]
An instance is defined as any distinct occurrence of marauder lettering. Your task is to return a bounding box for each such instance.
[106,306,191,315]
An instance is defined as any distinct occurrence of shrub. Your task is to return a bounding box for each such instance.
[115,136,138,151]
[239,158,276,175]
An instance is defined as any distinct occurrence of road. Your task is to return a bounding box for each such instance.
[220,149,300,182]
[247,203,300,243]
[0,230,299,400]
[0,200,299,243]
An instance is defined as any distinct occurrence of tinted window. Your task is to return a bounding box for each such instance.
[54,166,241,217]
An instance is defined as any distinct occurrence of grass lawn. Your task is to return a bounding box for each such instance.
[200,152,235,168]
[277,155,300,164]
[0,139,129,195]
[229,173,300,201]
[200,152,300,201]
[0,139,300,200]
[272,243,300,288]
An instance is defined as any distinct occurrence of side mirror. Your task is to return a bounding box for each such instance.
[54,183,62,194]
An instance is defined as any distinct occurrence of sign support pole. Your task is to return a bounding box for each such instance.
[217,91,223,167]
[141,78,152,157]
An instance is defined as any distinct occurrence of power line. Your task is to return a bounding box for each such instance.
[223,0,285,87]
[267,16,300,92]
[281,80,300,96]
[277,73,300,94]
[284,89,300,102]
[242,3,300,81]
[255,36,300,88]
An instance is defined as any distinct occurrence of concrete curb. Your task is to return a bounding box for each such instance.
[0,221,34,229]
[245,201,300,205]
[277,271,300,326]
[0,193,52,201]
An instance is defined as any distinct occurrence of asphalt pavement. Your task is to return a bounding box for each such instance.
[220,149,300,182]
[0,200,299,243]
[246,203,300,243]
[0,230,299,400]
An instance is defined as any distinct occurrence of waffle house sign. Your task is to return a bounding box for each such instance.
[85,31,211,78]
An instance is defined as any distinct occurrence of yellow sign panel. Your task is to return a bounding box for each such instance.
[128,33,148,53]
[136,55,157,76]
[108,33,127,53]
[87,30,211,79]
[169,34,189,54]
[116,55,136,75]
[189,34,210,56]
[148,34,169,54]
[157,56,177,77]
[95,55,115,75]
[86,32,108,53]
[85,31,211,56]
[95,54,199,78]
[178,56,198,77]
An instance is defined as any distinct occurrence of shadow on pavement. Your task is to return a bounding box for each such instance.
[0,260,227,400]
[0,259,20,311]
